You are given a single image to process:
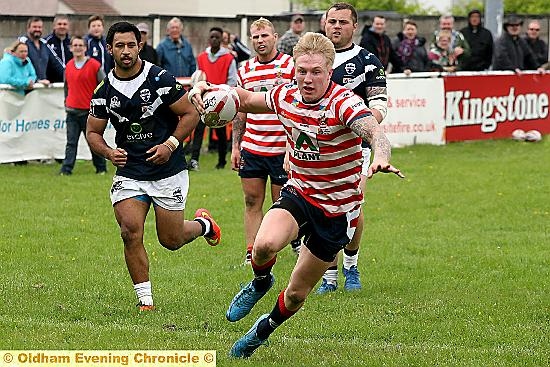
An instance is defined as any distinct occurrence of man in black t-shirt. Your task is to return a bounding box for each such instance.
[87,21,221,311]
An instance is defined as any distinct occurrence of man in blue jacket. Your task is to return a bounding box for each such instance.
[156,17,196,77]
[20,16,64,85]
[85,14,113,74]
[45,14,73,82]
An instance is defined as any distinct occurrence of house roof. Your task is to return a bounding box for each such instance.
[62,0,120,15]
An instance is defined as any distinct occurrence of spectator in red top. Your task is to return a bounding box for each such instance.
[188,27,238,170]
[60,36,106,175]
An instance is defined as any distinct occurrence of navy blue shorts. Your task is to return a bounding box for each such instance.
[271,185,357,262]
[238,149,288,186]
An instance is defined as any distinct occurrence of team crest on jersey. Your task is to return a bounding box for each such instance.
[110,96,120,109]
[140,89,151,102]
[318,113,330,135]
[345,63,356,74]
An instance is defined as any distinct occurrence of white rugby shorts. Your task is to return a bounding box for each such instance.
[109,170,189,210]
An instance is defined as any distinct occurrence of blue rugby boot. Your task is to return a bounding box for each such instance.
[316,278,337,294]
[226,274,274,322]
[229,314,270,358]
[343,265,362,291]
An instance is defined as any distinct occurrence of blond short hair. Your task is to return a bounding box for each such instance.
[292,32,335,68]
[250,17,275,34]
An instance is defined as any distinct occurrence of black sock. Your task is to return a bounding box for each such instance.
[251,257,276,291]
[344,248,358,257]
[256,289,298,340]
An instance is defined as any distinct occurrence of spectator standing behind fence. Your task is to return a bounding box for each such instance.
[430,15,470,70]
[85,15,113,74]
[0,40,38,95]
[45,14,72,82]
[523,20,548,67]
[493,15,539,72]
[59,36,106,176]
[189,27,238,170]
[359,15,401,72]
[392,19,429,73]
[223,31,252,65]
[156,17,196,77]
[136,23,158,65]
[459,10,493,71]
[429,30,458,72]
[277,14,305,56]
[20,17,64,85]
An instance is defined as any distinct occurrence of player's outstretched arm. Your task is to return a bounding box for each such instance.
[349,115,404,179]
[188,82,272,115]
[86,115,128,167]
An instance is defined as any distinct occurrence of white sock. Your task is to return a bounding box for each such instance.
[343,252,359,270]
[323,269,338,285]
[194,217,212,236]
[134,281,153,306]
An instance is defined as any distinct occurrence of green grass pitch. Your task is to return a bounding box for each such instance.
[0,138,548,366]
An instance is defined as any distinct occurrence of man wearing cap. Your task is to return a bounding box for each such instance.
[459,9,493,71]
[493,15,539,71]
[276,14,305,56]
[137,22,158,65]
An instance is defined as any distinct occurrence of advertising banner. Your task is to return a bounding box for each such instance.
[444,73,550,142]
[0,88,115,163]
[384,78,445,147]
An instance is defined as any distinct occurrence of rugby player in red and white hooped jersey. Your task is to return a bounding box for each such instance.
[231,17,296,265]
[190,31,403,358]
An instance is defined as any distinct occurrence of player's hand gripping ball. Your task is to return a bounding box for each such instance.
[201,85,240,128]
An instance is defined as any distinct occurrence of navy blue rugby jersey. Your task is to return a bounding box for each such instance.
[90,61,187,181]
[332,43,387,148]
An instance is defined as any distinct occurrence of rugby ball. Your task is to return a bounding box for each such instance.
[190,70,207,87]
[201,85,240,128]
[511,129,526,141]
[524,129,542,142]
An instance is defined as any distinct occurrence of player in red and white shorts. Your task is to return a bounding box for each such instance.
[189,32,403,358]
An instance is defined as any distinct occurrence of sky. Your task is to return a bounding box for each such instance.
[421,0,452,13]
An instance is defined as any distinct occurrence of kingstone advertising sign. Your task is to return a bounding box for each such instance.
[444,73,550,142]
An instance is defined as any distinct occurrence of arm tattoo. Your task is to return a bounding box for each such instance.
[366,86,387,99]
[366,86,388,123]
[349,116,391,162]
[232,112,246,149]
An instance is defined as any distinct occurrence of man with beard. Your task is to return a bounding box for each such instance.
[86,22,221,311]
[20,16,64,84]
[315,2,388,294]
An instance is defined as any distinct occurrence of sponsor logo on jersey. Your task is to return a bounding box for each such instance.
[365,65,377,73]
[293,132,320,160]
